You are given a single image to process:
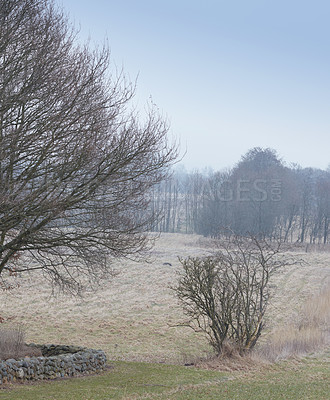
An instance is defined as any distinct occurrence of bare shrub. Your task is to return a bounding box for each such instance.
[0,326,25,360]
[0,326,42,360]
[174,235,296,355]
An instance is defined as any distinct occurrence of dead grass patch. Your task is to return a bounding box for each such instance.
[0,233,329,364]
[196,342,268,373]
[0,326,42,360]
[257,285,330,361]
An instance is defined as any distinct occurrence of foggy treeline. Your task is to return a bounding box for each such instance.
[149,148,330,244]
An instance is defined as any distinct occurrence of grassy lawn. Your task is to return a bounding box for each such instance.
[0,356,328,400]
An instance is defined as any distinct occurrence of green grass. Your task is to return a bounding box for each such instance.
[0,356,328,400]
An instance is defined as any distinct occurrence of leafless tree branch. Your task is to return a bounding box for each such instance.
[0,0,178,293]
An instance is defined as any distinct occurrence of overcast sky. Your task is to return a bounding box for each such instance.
[62,0,330,171]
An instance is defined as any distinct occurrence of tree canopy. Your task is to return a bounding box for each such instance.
[0,0,177,293]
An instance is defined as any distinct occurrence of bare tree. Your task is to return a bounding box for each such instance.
[0,0,177,293]
[174,235,296,354]
[312,175,330,244]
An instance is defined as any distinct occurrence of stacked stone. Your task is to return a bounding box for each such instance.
[0,345,107,384]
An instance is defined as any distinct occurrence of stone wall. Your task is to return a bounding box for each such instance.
[0,344,107,384]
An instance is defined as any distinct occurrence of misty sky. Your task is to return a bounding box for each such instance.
[62,0,330,171]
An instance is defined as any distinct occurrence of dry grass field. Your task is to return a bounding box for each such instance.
[0,233,329,365]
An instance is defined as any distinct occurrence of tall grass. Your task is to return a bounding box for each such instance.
[0,326,25,360]
[0,326,41,360]
[259,285,330,361]
[200,286,329,370]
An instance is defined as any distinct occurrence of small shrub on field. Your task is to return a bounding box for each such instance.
[174,235,297,355]
[0,326,42,360]
[258,286,330,361]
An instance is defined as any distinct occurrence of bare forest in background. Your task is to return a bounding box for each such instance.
[150,148,330,244]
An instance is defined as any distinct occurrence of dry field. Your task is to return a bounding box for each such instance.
[0,233,329,364]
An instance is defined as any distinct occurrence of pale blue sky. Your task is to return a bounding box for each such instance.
[62,0,330,171]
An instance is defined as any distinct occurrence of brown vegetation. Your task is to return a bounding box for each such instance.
[257,285,329,361]
[0,234,328,366]
[0,326,42,360]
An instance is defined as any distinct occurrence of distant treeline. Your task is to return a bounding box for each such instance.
[149,147,330,243]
